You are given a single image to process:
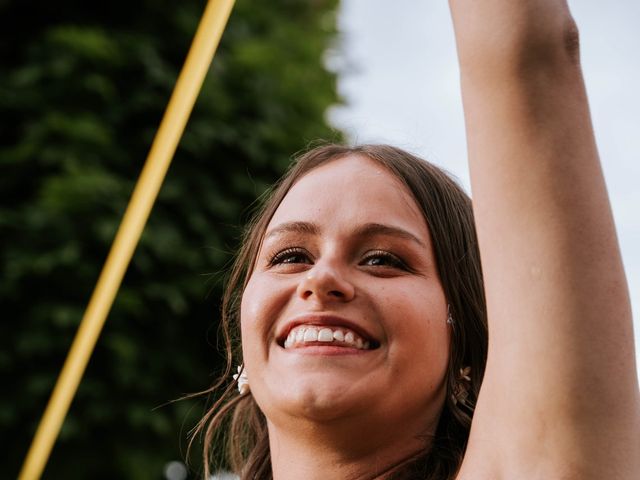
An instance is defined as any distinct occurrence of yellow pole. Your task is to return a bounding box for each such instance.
[18,1,236,478]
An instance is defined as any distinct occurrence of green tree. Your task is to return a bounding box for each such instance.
[0,0,341,477]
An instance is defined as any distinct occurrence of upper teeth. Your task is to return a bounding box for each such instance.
[283,325,371,350]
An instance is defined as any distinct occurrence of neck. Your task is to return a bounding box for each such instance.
[267,414,437,480]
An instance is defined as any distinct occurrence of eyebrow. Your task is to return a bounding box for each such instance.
[354,223,427,248]
[264,221,426,248]
[264,221,320,240]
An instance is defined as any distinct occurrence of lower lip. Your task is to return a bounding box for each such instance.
[282,344,370,356]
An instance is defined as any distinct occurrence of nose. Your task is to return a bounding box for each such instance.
[297,263,355,303]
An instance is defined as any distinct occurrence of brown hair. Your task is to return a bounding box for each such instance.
[191,144,488,480]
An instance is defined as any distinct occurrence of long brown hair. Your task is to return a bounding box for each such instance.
[190,144,488,479]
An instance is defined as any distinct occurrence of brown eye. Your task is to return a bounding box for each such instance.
[361,250,408,270]
[269,247,312,266]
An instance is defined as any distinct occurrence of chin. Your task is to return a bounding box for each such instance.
[268,376,369,423]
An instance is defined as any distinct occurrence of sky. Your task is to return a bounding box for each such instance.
[328,0,640,374]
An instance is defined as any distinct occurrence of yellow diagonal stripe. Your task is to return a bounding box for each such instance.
[18,1,236,478]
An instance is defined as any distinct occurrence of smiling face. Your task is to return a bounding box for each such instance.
[240,154,450,446]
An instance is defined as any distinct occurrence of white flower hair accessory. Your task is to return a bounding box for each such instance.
[232,365,250,395]
[451,366,472,407]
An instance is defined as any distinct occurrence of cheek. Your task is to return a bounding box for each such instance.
[240,282,260,331]
[382,283,450,366]
[241,273,275,318]
[239,274,291,356]
[239,278,265,350]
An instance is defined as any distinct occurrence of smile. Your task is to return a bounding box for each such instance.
[283,325,375,350]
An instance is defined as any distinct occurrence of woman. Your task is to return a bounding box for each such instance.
[194,1,640,479]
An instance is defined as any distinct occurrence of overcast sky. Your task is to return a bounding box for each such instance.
[329,0,640,372]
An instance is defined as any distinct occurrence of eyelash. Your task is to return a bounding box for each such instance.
[268,247,311,266]
[267,247,409,271]
[360,250,409,270]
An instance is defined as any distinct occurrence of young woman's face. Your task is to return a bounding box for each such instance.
[240,155,449,441]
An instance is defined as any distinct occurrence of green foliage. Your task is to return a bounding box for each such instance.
[0,0,341,478]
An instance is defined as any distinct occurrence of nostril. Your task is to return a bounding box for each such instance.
[297,271,355,302]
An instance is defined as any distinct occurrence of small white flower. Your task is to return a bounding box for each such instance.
[452,366,472,406]
[232,365,250,395]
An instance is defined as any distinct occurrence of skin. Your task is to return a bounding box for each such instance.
[449,1,640,478]
[234,1,640,478]
[241,155,450,479]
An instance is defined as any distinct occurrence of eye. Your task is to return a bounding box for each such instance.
[361,250,409,270]
[268,247,312,266]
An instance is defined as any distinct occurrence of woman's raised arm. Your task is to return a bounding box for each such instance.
[448,1,640,478]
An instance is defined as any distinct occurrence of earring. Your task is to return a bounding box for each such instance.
[446,304,454,325]
[451,366,471,407]
[232,365,250,395]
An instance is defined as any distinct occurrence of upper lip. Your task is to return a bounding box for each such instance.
[276,313,379,347]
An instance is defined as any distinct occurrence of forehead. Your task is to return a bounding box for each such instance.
[267,155,429,239]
